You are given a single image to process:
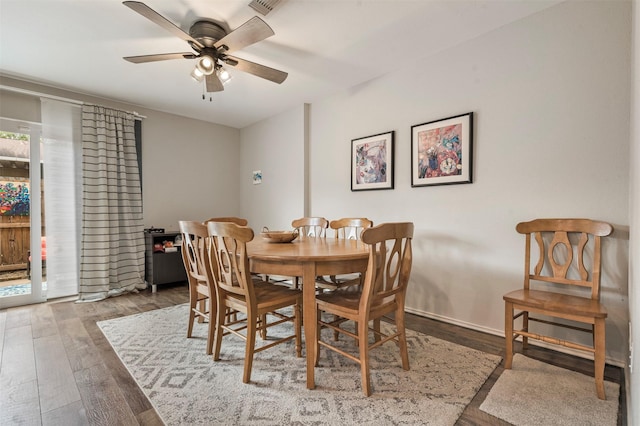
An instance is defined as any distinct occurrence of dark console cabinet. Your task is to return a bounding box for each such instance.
[144,231,187,292]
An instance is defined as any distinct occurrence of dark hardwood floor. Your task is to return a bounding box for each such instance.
[0,283,626,425]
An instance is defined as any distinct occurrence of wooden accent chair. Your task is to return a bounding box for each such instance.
[204,217,248,226]
[179,221,216,355]
[503,218,613,400]
[315,222,414,396]
[206,221,303,383]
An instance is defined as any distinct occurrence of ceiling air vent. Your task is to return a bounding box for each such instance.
[248,0,281,16]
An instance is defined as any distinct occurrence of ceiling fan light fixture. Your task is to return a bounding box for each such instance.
[217,66,232,84]
[196,55,215,75]
[191,67,205,82]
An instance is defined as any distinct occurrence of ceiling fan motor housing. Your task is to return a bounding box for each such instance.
[189,21,227,48]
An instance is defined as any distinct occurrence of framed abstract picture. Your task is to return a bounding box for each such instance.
[351,131,394,191]
[411,112,473,187]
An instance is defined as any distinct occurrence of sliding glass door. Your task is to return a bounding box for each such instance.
[0,118,46,308]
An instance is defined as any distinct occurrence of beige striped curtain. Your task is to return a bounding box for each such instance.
[78,105,145,301]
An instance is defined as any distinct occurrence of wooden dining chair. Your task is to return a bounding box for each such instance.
[205,217,262,283]
[315,222,414,396]
[312,218,374,341]
[206,221,303,383]
[503,218,613,400]
[316,217,373,291]
[179,220,216,355]
[291,216,329,239]
[279,217,329,288]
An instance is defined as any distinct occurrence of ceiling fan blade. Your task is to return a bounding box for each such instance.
[214,16,274,54]
[124,52,196,63]
[123,1,204,50]
[224,56,288,84]
[206,74,224,92]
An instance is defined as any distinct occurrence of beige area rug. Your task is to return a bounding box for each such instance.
[479,353,619,426]
[98,304,501,425]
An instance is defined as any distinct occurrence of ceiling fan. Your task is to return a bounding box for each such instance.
[122,1,288,93]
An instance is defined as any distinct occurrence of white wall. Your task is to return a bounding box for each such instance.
[239,104,307,231]
[243,1,632,365]
[142,110,240,231]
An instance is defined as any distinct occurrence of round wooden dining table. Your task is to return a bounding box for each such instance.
[247,236,369,390]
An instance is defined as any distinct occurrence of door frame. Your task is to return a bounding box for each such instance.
[0,117,46,308]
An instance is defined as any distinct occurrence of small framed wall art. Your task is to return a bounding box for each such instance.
[252,170,262,185]
[411,112,473,187]
[351,130,394,191]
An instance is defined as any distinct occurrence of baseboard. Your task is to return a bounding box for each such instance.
[405,306,626,368]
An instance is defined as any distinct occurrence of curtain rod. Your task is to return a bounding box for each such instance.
[0,85,147,120]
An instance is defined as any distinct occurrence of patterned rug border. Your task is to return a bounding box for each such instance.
[98,303,502,425]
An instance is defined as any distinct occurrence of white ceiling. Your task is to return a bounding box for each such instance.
[0,0,559,129]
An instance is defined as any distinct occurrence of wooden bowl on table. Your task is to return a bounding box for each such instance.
[260,227,299,243]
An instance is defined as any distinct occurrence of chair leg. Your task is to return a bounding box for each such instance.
[227,308,238,323]
[504,301,514,369]
[315,308,321,367]
[333,315,340,341]
[332,315,346,341]
[395,307,410,370]
[260,314,267,340]
[522,310,529,350]
[294,303,302,357]
[358,319,371,397]
[213,302,226,361]
[373,318,381,342]
[594,319,607,400]
[187,295,197,338]
[205,299,216,355]
[243,316,257,383]
[198,298,206,323]
[205,323,214,355]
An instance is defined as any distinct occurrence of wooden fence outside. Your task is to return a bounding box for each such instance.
[0,217,29,272]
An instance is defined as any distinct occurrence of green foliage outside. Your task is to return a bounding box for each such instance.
[0,131,28,141]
